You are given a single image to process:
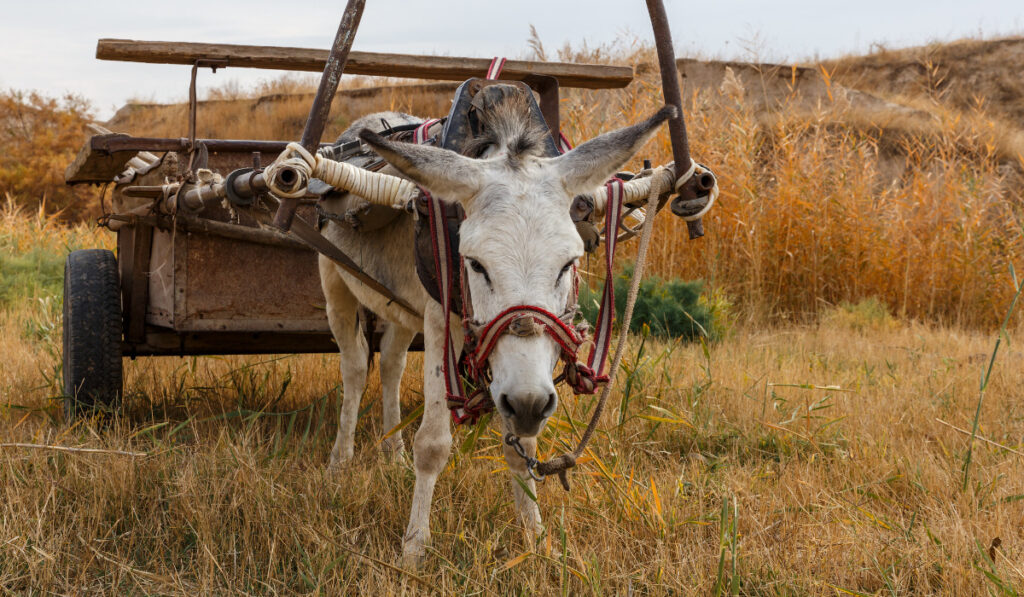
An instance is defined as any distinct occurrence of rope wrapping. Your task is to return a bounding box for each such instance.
[265,142,420,207]
[590,158,718,220]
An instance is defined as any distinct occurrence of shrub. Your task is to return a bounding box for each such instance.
[821,297,898,332]
[0,90,96,220]
[578,266,716,341]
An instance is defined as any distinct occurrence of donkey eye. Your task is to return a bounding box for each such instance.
[467,259,491,285]
[557,260,574,283]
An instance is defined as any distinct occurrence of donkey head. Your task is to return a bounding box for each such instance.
[360,93,675,437]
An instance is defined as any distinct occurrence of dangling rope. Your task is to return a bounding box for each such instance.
[531,165,677,490]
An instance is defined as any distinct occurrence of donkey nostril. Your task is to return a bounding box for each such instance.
[500,394,516,417]
[541,393,557,417]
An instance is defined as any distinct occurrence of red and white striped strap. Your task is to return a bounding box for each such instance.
[557,131,573,154]
[414,118,441,145]
[587,179,624,377]
[427,195,468,422]
[415,119,473,422]
[486,57,507,80]
[488,56,575,156]
[467,306,582,375]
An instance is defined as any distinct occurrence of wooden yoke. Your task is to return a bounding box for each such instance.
[96,39,634,90]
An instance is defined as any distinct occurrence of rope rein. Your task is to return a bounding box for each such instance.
[527,165,675,490]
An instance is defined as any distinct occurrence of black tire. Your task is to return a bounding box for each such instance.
[63,249,123,418]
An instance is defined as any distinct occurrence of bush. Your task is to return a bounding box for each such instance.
[578,266,717,341]
[0,90,97,220]
[821,297,898,332]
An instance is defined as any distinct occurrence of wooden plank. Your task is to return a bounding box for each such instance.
[126,330,424,356]
[64,133,137,184]
[96,39,634,89]
[126,224,154,343]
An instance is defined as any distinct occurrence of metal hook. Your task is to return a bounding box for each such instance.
[504,434,545,482]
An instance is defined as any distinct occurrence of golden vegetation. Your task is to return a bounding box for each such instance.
[0,91,97,220]
[824,36,1024,125]
[74,39,1024,327]
[2,35,1024,594]
[2,206,1022,592]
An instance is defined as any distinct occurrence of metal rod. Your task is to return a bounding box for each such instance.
[646,0,704,239]
[188,62,199,151]
[91,136,329,155]
[273,0,367,231]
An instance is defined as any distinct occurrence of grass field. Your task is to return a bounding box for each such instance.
[2,206,1023,594]
[3,33,1024,594]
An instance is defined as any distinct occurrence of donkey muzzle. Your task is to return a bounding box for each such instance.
[497,385,558,437]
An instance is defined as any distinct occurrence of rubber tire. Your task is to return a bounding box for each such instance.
[63,249,123,418]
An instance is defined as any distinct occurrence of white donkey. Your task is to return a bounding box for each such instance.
[310,89,675,562]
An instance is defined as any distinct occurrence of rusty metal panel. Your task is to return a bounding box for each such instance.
[121,146,332,339]
[178,231,329,332]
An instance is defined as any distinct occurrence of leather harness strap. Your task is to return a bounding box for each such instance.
[289,215,420,318]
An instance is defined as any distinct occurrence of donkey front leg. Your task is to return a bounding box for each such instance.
[321,258,370,469]
[502,434,544,544]
[378,321,417,460]
[402,301,456,564]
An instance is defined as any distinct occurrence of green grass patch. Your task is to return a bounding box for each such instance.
[0,243,66,306]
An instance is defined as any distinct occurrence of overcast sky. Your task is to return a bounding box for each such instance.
[2,0,1021,120]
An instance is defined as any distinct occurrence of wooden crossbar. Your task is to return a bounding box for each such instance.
[96,39,634,89]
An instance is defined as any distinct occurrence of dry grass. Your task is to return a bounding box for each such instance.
[2,206,1024,594]
[560,47,1024,328]
[3,35,1024,593]
[823,36,1024,125]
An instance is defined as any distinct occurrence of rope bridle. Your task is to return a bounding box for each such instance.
[420,58,624,427]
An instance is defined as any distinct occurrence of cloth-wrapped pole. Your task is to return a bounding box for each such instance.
[589,159,718,222]
[265,142,420,208]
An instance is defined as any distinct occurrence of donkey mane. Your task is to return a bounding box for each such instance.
[464,86,550,167]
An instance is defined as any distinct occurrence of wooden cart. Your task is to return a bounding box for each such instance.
[61,31,637,416]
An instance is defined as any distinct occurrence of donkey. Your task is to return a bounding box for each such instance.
[315,88,675,562]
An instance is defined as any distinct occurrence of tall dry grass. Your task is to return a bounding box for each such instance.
[555,45,1024,329]
[2,37,1024,593]
[90,41,1024,328]
[2,200,1022,592]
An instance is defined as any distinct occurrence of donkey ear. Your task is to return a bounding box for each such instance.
[550,105,677,196]
[358,129,487,205]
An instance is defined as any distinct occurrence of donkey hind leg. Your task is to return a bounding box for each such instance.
[378,321,416,460]
[402,301,456,565]
[321,258,370,469]
[502,434,544,544]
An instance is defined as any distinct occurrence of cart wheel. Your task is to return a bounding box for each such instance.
[63,249,123,418]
